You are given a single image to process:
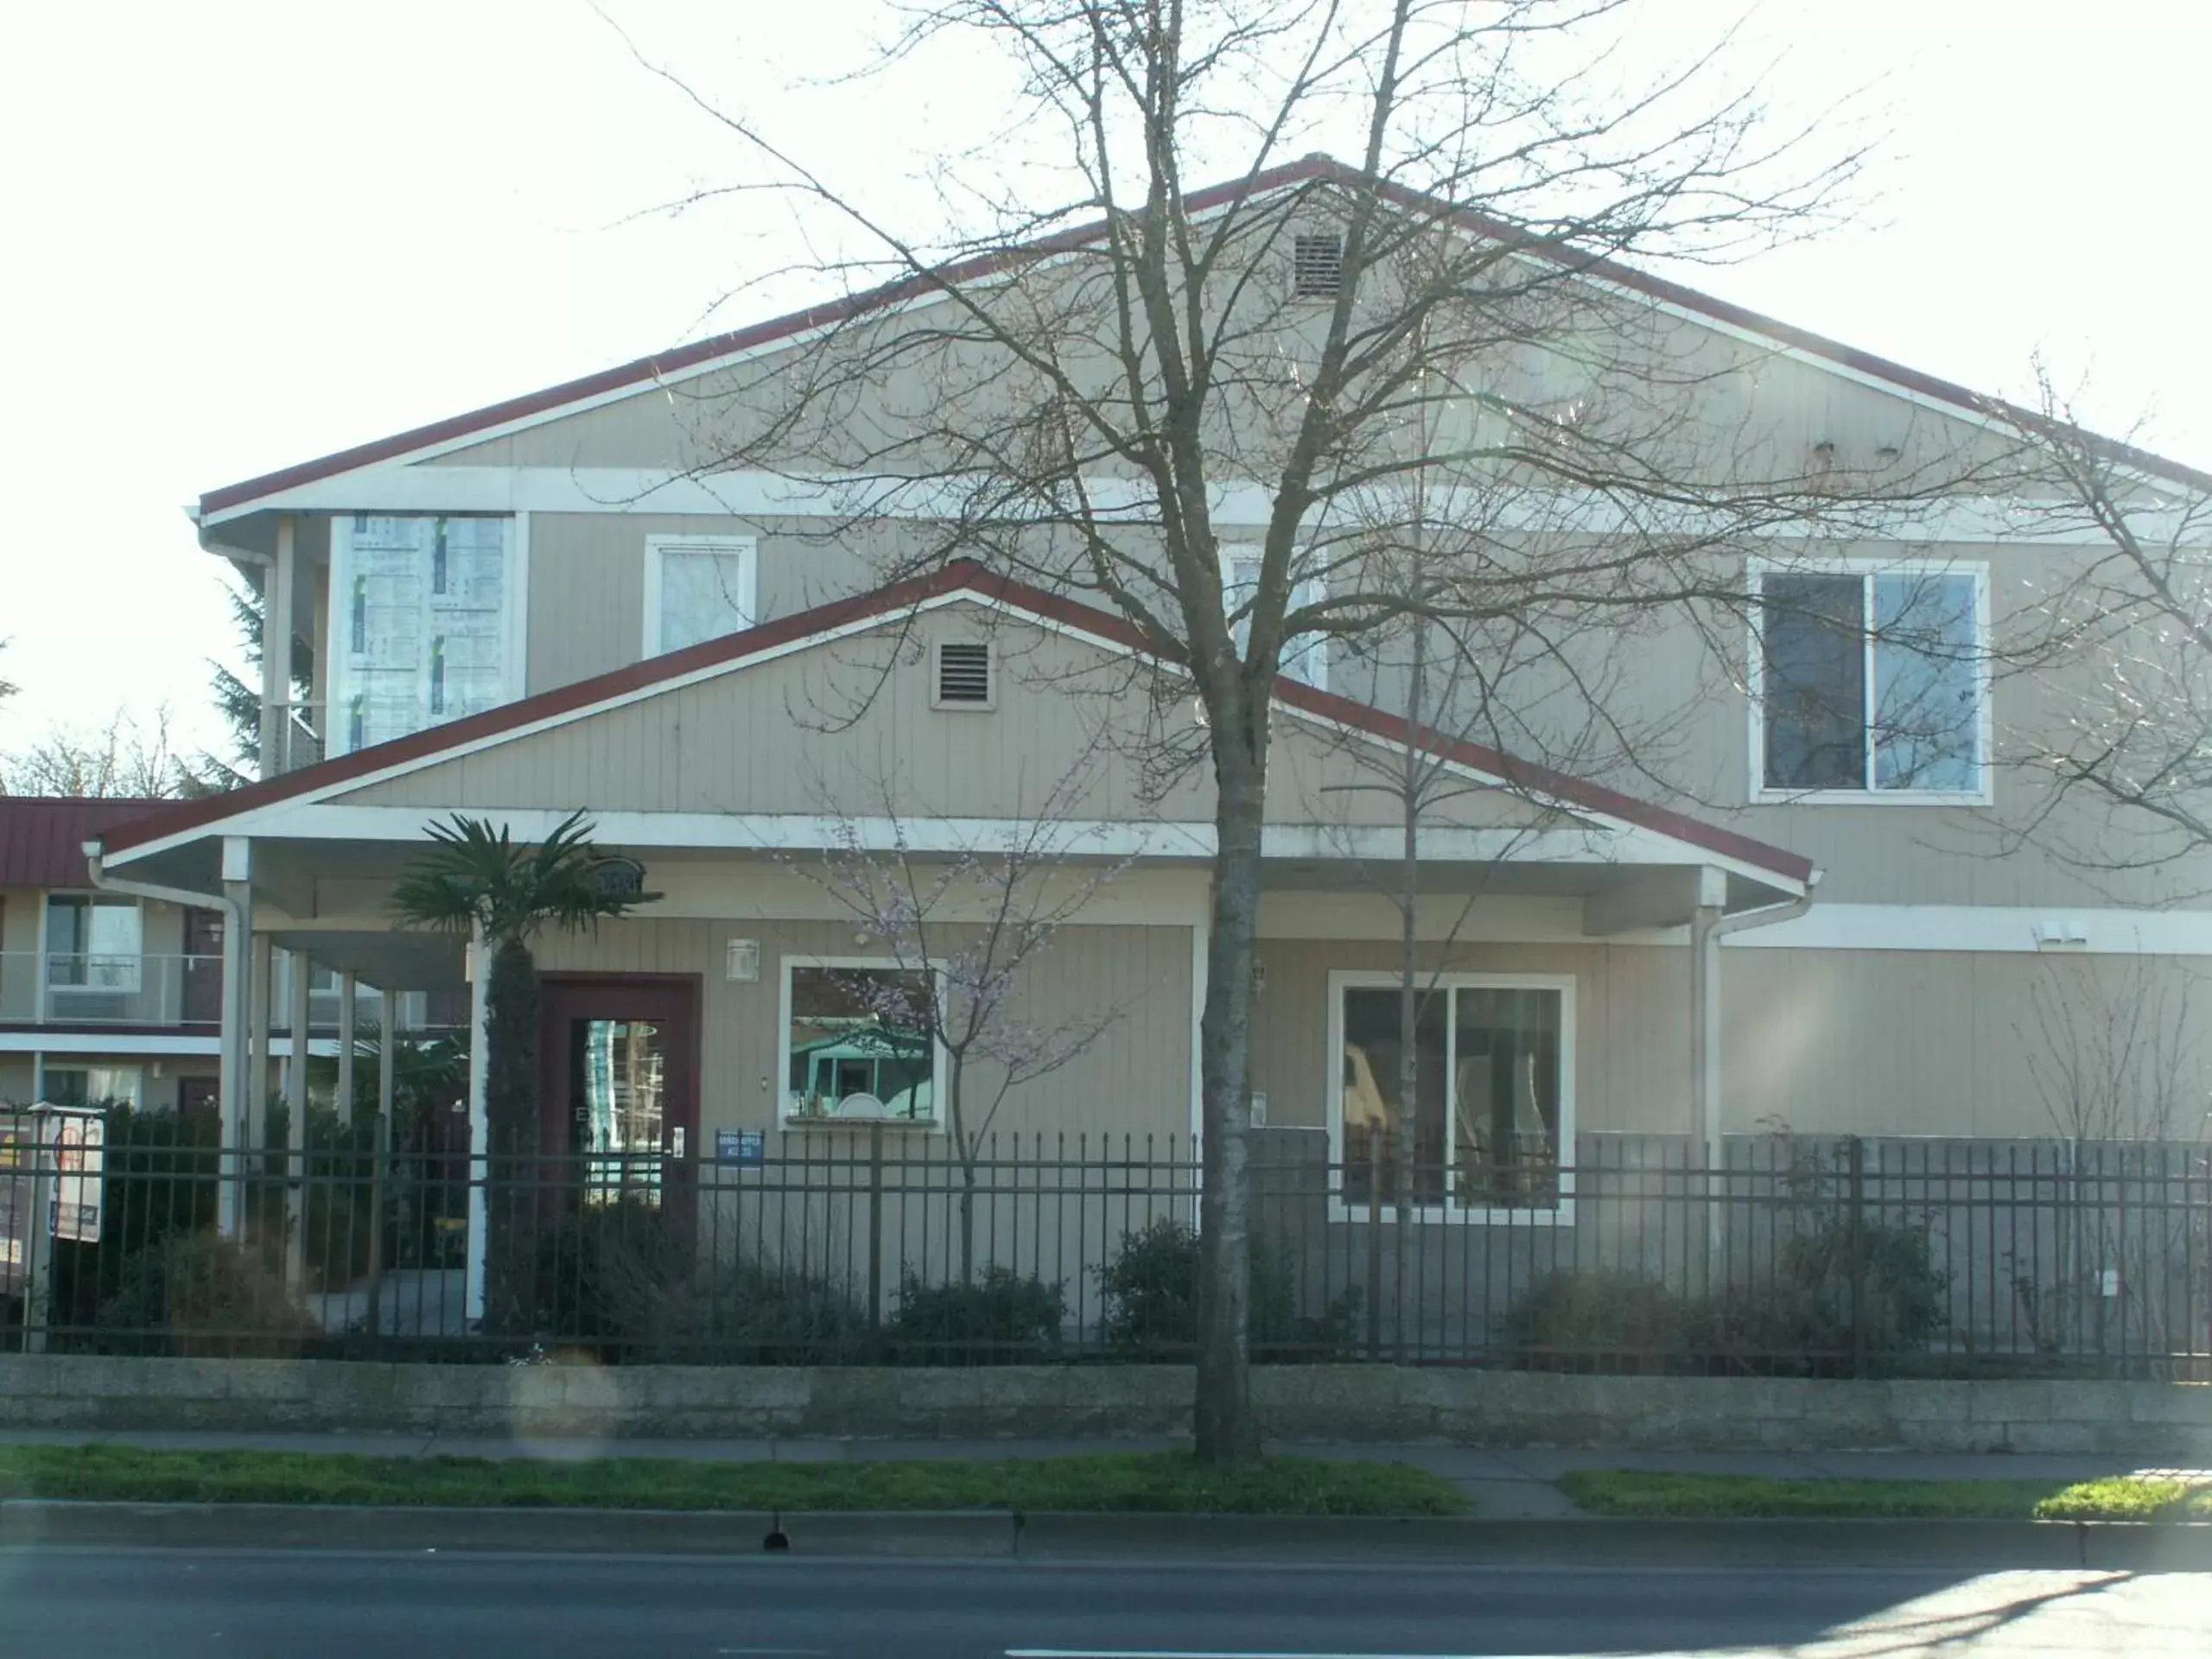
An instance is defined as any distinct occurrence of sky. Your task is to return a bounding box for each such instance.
[2,2,2209,760]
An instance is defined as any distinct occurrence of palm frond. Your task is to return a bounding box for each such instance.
[391,811,655,943]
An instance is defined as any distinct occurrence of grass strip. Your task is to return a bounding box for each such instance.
[1560,1468,2210,1522]
[0,1444,1465,1517]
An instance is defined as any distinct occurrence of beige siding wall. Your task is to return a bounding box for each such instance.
[0,1054,33,1106]
[1245,937,2212,1147]
[524,514,887,695]
[532,917,1192,1146]
[340,603,1532,833]
[0,893,38,1022]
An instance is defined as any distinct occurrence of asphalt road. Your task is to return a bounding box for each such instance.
[0,1550,2203,1658]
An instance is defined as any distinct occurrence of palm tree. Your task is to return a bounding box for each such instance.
[391,811,654,1331]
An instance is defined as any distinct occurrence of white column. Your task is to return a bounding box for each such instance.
[336,970,358,1124]
[378,1002,396,1124]
[260,513,296,775]
[247,933,273,1149]
[218,839,253,1237]
[284,948,311,1294]
[464,922,489,1327]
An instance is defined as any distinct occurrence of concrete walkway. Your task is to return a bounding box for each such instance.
[2,1427,2190,1519]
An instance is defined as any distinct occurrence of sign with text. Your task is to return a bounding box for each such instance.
[715,1128,766,1167]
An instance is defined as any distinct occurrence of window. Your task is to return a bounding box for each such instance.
[38,1065,141,1110]
[781,962,941,1124]
[1293,232,1344,298]
[1753,563,1986,798]
[1224,549,1328,690]
[330,515,518,755]
[931,640,995,709]
[1332,974,1571,1217]
[45,896,143,992]
[645,535,757,657]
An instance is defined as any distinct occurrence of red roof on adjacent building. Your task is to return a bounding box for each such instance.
[0,798,175,890]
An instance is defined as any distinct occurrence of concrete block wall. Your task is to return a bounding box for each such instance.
[0,1357,2207,1455]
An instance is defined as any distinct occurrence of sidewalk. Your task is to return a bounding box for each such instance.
[0,1427,2182,1519]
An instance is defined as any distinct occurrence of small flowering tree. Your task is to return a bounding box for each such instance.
[788,770,1140,1284]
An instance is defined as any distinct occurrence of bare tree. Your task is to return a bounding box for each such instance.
[1,706,218,799]
[2024,955,2209,1145]
[780,761,1141,1284]
[1988,365,2212,887]
[620,0,2000,1459]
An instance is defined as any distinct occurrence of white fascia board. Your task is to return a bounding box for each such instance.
[200,461,2198,549]
[1719,903,2212,957]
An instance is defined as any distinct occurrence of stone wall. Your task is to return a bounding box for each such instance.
[0,1357,2207,1455]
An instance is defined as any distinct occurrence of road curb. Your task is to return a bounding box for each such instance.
[3,1502,2208,1567]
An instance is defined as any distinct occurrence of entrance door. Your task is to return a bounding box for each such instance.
[180,909,224,1025]
[537,976,701,1211]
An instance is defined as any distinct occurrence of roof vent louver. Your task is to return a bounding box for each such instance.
[932,641,995,709]
[1293,233,1344,298]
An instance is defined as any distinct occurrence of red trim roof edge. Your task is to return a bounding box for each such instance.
[200,156,2208,518]
[96,563,1808,885]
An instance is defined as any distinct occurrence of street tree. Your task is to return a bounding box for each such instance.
[625,0,2003,1459]
[780,759,1141,1285]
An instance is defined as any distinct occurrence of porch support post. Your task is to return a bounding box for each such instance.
[247,933,273,1149]
[284,949,311,1294]
[336,970,358,1124]
[218,838,254,1237]
[464,920,489,1329]
[261,513,296,776]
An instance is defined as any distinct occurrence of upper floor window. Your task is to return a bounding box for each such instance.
[45,895,142,990]
[1224,548,1328,691]
[330,515,518,755]
[1752,561,1988,800]
[644,536,757,657]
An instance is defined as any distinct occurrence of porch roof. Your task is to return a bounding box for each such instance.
[92,563,1812,897]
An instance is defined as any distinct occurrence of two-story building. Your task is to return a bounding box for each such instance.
[82,162,2211,1269]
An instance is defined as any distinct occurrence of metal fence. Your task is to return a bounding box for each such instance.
[3,1123,2208,1375]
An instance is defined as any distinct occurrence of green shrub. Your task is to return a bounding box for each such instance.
[632,1257,869,1364]
[1500,1269,1692,1371]
[887,1267,1066,1363]
[529,1200,868,1363]
[1097,1219,1358,1362]
[93,1232,318,1357]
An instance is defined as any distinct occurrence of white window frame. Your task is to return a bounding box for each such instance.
[642,534,759,658]
[327,513,527,757]
[1325,969,1577,1226]
[35,1060,143,1110]
[1746,556,1994,807]
[1222,544,1328,691]
[777,955,947,1132]
[43,893,144,997]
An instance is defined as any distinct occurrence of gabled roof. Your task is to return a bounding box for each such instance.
[0,797,180,889]
[195,154,2212,520]
[96,563,1812,886]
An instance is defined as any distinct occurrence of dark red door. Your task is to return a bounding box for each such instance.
[536,975,702,1213]
[181,909,224,1026]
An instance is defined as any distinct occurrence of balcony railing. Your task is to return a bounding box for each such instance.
[261,700,327,775]
[0,954,460,1033]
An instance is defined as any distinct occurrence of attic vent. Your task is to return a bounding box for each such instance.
[1293,232,1344,298]
[932,641,995,709]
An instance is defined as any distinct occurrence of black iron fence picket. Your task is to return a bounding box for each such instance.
[2,1122,2207,1376]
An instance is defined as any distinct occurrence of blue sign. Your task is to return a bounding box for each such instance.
[716,1128,766,1167]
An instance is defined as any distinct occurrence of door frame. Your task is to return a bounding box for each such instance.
[536,973,703,1162]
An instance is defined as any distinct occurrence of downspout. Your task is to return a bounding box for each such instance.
[1693,872,1821,1249]
[85,842,254,1236]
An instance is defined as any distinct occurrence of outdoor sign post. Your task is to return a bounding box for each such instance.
[1,1105,106,1355]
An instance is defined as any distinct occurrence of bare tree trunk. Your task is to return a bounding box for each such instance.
[1393,615,1427,1364]
[1195,742,1265,1465]
[950,1054,977,1285]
